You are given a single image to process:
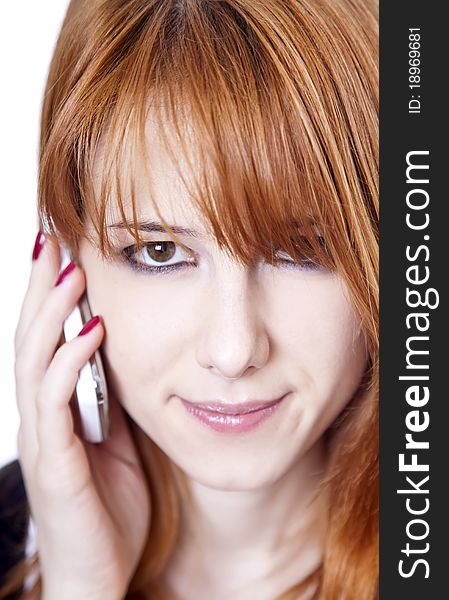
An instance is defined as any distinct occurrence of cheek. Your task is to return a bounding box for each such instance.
[269,276,367,446]
[271,274,367,395]
[92,277,197,380]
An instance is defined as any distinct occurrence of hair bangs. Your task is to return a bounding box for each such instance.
[38,0,373,280]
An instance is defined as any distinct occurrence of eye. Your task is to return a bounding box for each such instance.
[272,248,324,271]
[119,238,327,276]
[272,233,329,271]
[121,241,197,275]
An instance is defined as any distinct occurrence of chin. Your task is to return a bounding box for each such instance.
[178,458,286,492]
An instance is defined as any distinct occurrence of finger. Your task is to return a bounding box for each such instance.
[36,316,104,462]
[15,262,86,467]
[15,261,86,401]
[14,232,61,353]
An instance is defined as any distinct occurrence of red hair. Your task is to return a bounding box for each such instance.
[1,1,378,597]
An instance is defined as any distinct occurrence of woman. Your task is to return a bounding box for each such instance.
[0,0,378,598]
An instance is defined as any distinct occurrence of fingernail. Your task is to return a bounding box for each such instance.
[78,316,101,336]
[55,261,76,286]
[32,231,46,261]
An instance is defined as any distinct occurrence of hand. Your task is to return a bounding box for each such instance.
[14,232,151,599]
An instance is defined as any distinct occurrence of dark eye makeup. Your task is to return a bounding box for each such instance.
[118,239,327,277]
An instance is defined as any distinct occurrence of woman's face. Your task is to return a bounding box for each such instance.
[78,118,368,491]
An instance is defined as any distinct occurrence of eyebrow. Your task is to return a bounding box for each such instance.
[108,217,318,240]
[108,219,205,239]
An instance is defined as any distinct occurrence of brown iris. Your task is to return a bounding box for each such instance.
[145,241,177,263]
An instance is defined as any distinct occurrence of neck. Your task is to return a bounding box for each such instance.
[161,439,329,599]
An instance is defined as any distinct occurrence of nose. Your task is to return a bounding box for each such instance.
[195,264,270,380]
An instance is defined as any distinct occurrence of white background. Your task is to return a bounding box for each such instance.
[0,2,71,468]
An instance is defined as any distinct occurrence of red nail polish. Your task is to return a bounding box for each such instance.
[32,231,46,261]
[55,261,76,286]
[78,316,101,336]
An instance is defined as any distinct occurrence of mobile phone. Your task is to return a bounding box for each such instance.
[59,245,110,443]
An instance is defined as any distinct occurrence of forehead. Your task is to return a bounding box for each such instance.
[84,95,329,270]
[91,106,210,234]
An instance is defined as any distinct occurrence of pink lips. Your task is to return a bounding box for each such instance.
[178,394,288,433]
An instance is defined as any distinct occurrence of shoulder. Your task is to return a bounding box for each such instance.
[0,459,30,588]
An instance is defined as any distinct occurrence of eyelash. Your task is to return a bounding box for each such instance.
[120,241,324,276]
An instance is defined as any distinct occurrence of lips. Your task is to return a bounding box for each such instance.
[179,396,287,415]
[178,394,288,434]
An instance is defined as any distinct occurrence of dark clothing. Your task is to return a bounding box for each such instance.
[0,460,29,599]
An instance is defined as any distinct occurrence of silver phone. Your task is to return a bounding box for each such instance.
[59,245,110,443]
